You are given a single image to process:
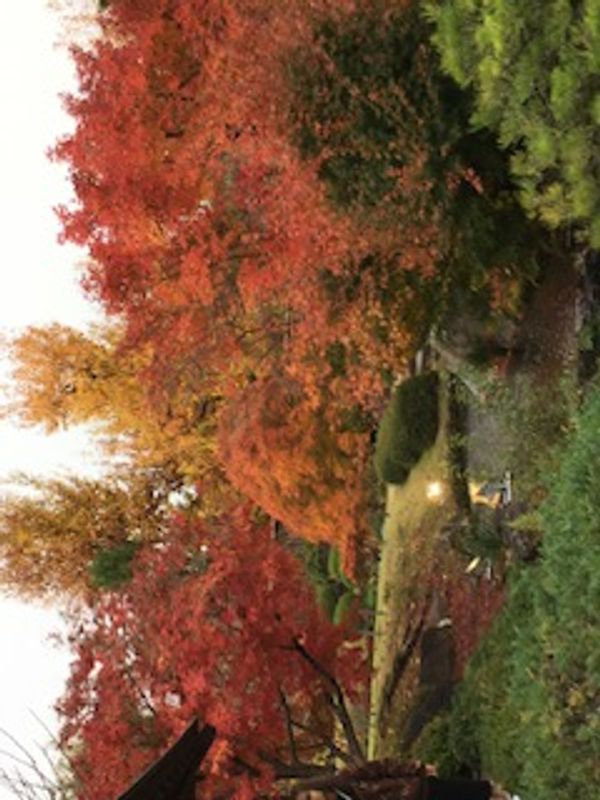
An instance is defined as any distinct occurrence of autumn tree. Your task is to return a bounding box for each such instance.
[3,323,223,490]
[217,375,373,576]
[54,0,473,412]
[0,471,172,599]
[4,323,126,432]
[57,507,368,800]
[52,0,360,401]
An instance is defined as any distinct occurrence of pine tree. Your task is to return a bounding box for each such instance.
[427,0,600,244]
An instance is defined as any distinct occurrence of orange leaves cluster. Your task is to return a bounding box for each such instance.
[54,0,410,410]
[217,375,369,575]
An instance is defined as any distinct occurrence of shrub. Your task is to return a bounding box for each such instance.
[296,540,376,626]
[412,710,479,780]
[458,508,504,562]
[374,373,439,484]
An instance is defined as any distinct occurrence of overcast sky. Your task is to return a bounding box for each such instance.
[0,2,103,795]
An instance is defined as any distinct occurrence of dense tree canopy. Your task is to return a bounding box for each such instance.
[53,0,360,401]
[427,0,600,245]
[58,508,367,800]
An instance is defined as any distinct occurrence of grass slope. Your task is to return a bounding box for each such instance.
[369,374,455,756]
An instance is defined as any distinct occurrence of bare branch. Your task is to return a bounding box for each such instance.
[278,688,300,764]
[289,638,365,765]
[0,723,74,800]
[289,719,353,765]
[28,709,83,792]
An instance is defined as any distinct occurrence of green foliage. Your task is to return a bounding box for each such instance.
[457,509,504,562]
[89,541,140,589]
[411,709,479,780]
[374,373,440,484]
[427,0,600,244]
[332,590,356,625]
[414,384,600,798]
[297,541,350,618]
[315,582,338,619]
[326,544,343,582]
[295,540,378,624]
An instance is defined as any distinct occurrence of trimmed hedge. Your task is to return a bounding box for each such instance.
[374,373,440,484]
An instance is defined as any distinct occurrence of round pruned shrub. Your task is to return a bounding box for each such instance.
[374,372,440,484]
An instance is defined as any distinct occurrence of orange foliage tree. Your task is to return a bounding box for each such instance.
[217,375,372,575]
[50,0,534,563]
[53,0,358,394]
[53,0,450,413]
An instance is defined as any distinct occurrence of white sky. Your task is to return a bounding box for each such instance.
[0,2,104,796]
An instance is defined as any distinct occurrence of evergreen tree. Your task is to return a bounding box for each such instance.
[427,0,600,245]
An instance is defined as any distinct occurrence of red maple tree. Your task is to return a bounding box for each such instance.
[58,507,368,799]
[217,375,372,575]
[53,0,435,415]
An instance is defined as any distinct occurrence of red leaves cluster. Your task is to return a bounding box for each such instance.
[54,0,438,415]
[58,507,366,799]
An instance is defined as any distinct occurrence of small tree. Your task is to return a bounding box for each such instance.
[0,472,169,599]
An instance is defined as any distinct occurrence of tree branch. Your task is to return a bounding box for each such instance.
[289,638,365,765]
[269,758,335,781]
[278,688,299,765]
[289,718,353,765]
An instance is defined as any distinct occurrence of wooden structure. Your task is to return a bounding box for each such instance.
[117,719,216,800]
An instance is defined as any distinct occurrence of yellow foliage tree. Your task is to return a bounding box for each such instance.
[3,323,222,489]
[0,472,170,599]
